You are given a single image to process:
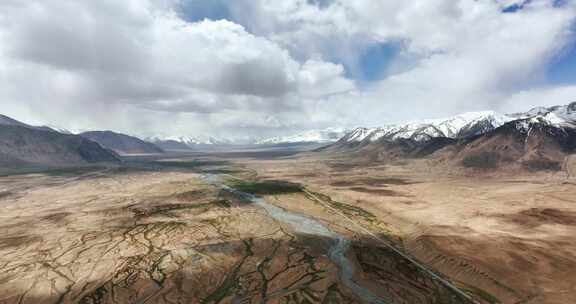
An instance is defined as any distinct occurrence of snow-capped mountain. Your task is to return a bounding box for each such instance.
[256,128,348,145]
[450,105,576,171]
[510,102,576,129]
[147,135,236,150]
[151,103,576,149]
[149,135,232,145]
[340,111,513,144]
[325,102,576,172]
[338,127,374,143]
[181,136,231,145]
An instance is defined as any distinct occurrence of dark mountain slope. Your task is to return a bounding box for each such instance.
[149,139,192,151]
[452,119,576,171]
[0,114,31,127]
[80,131,164,155]
[0,125,120,167]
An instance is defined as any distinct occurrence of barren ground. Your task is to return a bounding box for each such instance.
[233,151,576,304]
[0,150,574,304]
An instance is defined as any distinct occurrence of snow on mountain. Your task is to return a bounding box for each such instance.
[256,128,348,144]
[337,127,375,143]
[174,136,232,145]
[342,111,514,144]
[147,135,234,149]
[511,102,576,128]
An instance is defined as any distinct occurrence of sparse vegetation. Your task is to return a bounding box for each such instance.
[522,160,561,171]
[228,180,303,195]
[460,285,500,304]
[132,200,231,218]
[303,190,395,237]
[173,190,209,201]
[462,152,499,169]
[329,199,377,219]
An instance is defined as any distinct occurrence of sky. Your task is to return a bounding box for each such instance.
[0,0,575,139]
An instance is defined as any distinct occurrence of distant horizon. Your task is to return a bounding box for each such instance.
[2,100,575,142]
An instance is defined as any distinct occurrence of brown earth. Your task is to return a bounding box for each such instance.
[1,149,575,304]
[0,170,353,304]
[0,157,476,304]
[219,150,576,304]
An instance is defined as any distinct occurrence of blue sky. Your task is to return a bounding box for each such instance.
[177,0,232,22]
[546,23,576,85]
[354,43,401,82]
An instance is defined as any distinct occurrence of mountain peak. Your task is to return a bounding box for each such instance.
[338,111,514,146]
[256,128,348,145]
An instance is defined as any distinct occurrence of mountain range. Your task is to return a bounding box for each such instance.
[80,131,164,155]
[146,135,235,150]
[331,111,512,149]
[255,128,348,145]
[2,102,575,172]
[0,115,120,167]
[323,102,576,172]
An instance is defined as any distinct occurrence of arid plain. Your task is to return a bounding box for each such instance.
[236,150,576,304]
[0,149,575,304]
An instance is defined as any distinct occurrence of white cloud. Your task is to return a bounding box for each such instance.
[0,0,575,138]
[503,85,576,112]
[0,0,353,136]
[231,0,576,124]
[298,59,355,97]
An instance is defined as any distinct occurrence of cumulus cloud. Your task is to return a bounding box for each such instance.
[0,0,575,138]
[226,0,576,124]
[503,85,576,112]
[0,0,352,135]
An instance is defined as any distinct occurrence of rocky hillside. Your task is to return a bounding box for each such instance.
[330,111,511,149]
[81,131,164,155]
[452,114,576,171]
[323,103,576,172]
[149,139,192,151]
[0,125,120,167]
[0,114,32,128]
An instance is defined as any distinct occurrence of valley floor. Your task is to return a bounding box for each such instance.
[235,152,576,304]
[0,150,574,304]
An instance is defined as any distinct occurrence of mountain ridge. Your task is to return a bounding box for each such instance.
[256,128,348,145]
[81,131,164,155]
[0,124,120,167]
[321,102,576,172]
